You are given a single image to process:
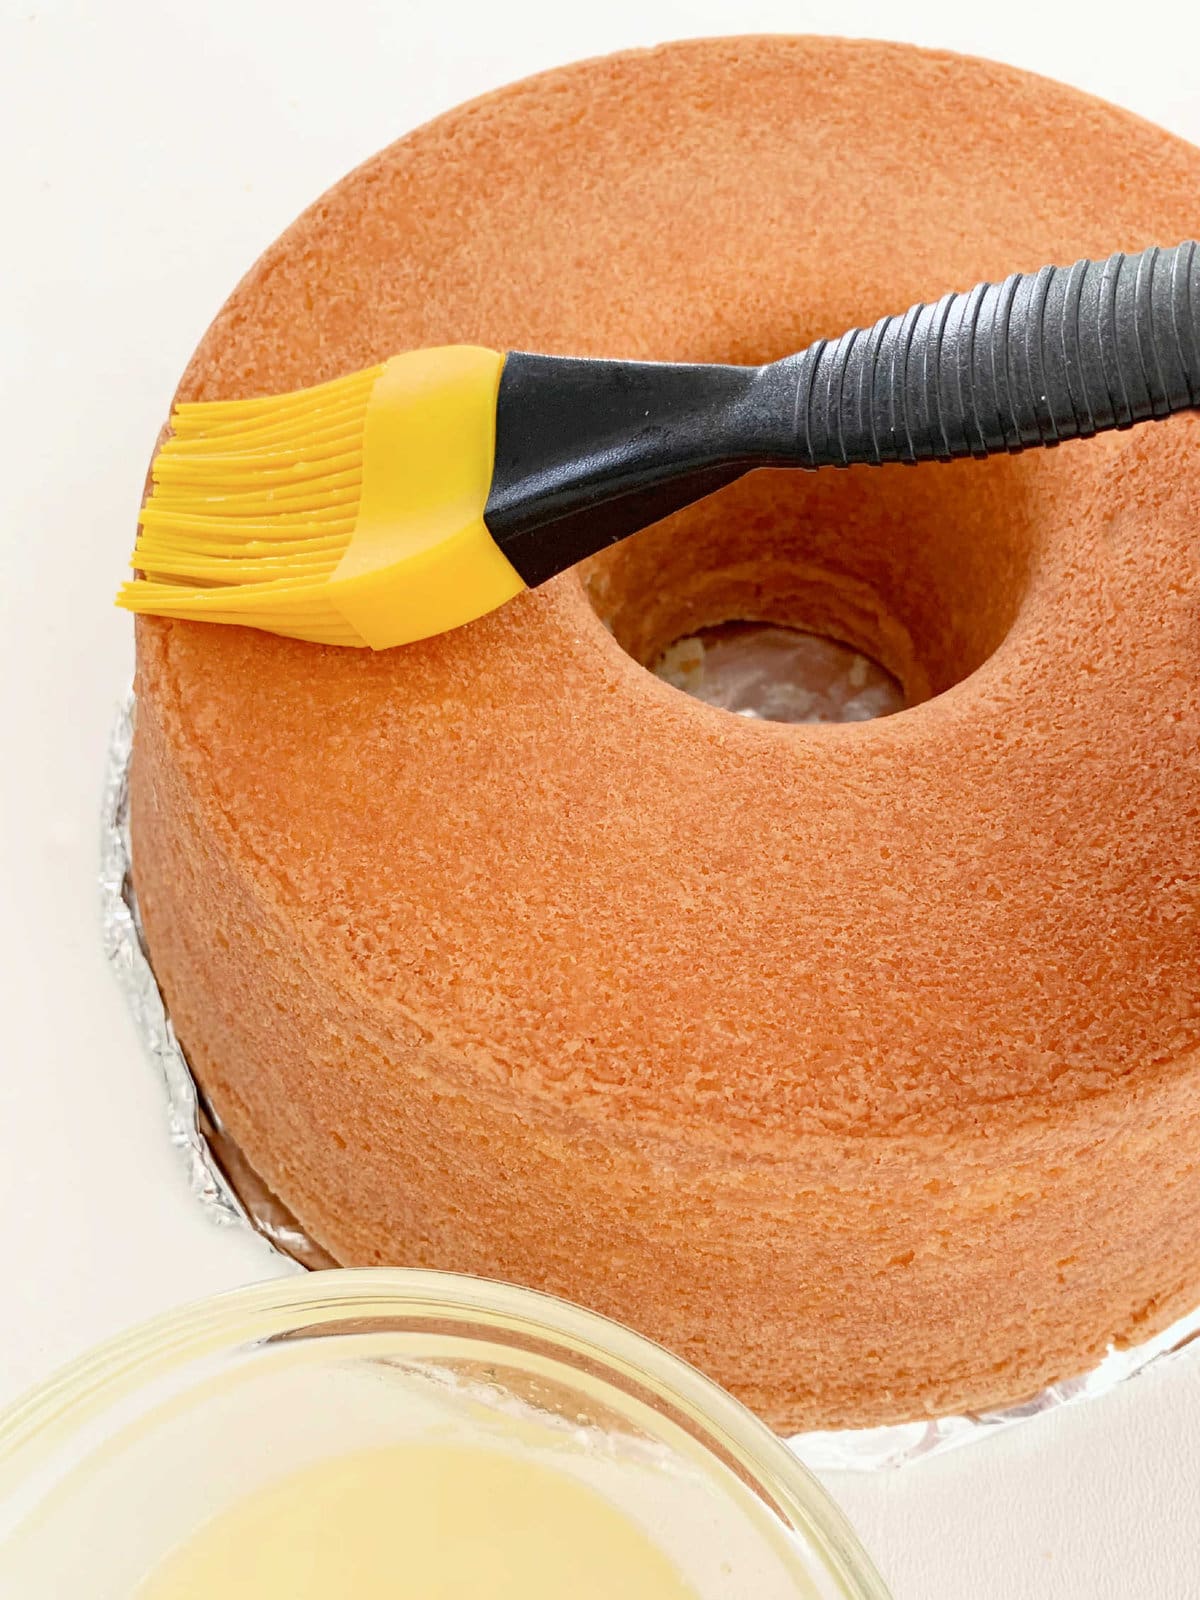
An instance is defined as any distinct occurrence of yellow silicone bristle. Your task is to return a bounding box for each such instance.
[118,344,521,651]
[116,363,386,646]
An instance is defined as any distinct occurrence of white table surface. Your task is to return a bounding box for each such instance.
[3,3,1199,1595]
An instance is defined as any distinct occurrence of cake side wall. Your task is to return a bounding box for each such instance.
[130,629,1200,1430]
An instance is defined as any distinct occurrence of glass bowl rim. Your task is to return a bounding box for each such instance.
[0,1267,890,1598]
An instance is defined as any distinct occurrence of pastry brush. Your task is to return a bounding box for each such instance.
[117,241,1200,649]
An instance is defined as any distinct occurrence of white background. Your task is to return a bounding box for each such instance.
[2,2,1198,1595]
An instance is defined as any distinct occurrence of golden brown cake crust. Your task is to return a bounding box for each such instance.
[132,37,1200,1429]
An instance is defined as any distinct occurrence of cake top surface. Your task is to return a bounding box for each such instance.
[137,36,1200,1145]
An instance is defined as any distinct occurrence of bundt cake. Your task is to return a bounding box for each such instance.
[131,36,1200,1430]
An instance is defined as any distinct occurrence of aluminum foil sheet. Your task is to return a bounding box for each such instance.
[653,625,906,724]
[103,690,1200,1471]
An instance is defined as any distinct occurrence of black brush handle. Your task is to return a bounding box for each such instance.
[487,243,1200,588]
[775,241,1200,467]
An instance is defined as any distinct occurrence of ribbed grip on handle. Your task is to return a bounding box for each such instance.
[786,242,1200,467]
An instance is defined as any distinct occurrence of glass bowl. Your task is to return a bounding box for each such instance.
[0,1269,891,1598]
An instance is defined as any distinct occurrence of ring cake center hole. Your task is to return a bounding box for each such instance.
[581,460,1039,725]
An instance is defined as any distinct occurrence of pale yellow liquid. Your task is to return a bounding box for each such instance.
[137,1443,702,1598]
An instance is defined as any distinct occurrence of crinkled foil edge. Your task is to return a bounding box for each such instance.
[101,694,1200,1471]
[101,693,246,1229]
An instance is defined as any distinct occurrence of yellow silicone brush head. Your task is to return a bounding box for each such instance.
[117,347,524,650]
[120,365,383,646]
